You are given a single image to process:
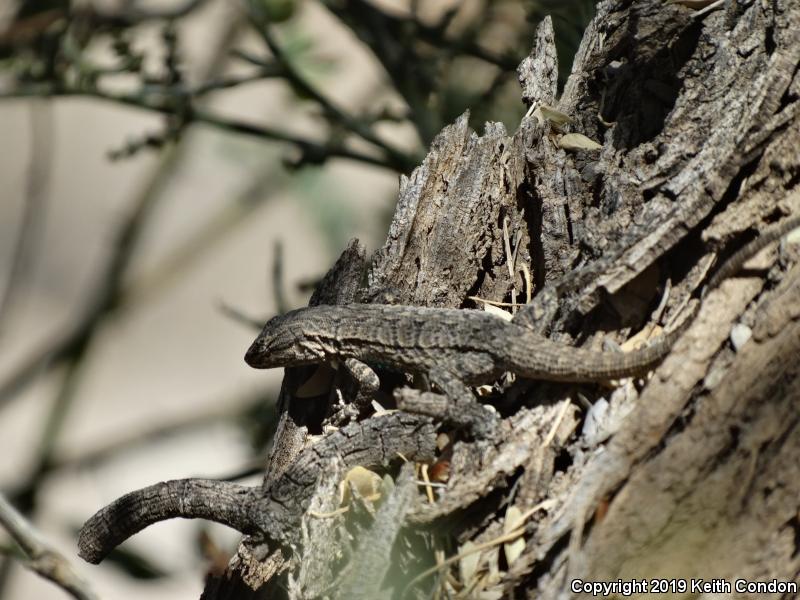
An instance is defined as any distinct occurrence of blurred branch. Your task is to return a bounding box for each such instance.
[0,144,177,415]
[213,458,265,482]
[0,100,52,336]
[403,9,520,70]
[317,0,523,142]
[0,19,227,578]
[217,302,264,331]
[49,388,271,473]
[271,240,288,315]
[15,143,180,505]
[1,0,538,172]
[248,18,417,171]
[3,2,416,171]
[0,9,270,596]
[120,163,280,308]
[321,0,519,70]
[0,86,403,170]
[0,28,309,411]
[0,0,210,50]
[0,127,194,600]
[76,0,211,28]
[195,106,403,169]
[0,40,286,594]
[190,69,283,95]
[316,0,435,142]
[0,494,98,600]
[231,48,276,67]
[107,0,208,22]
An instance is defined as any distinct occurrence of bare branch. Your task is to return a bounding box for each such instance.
[78,0,211,28]
[248,18,417,170]
[77,413,436,564]
[0,494,98,600]
[49,389,270,472]
[0,100,53,335]
[77,479,257,565]
[0,86,404,170]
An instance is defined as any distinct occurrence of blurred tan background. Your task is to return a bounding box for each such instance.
[0,0,587,597]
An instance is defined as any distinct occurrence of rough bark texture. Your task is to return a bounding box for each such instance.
[109,0,800,597]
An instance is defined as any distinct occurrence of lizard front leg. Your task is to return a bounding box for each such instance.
[342,358,380,394]
[328,358,381,424]
[342,358,383,413]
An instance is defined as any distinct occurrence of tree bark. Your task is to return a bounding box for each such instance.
[200,0,800,596]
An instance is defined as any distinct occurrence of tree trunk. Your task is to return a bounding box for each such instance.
[202,0,800,597]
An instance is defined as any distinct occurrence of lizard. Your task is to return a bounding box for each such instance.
[245,214,800,435]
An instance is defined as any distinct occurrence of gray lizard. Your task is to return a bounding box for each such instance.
[245,214,800,434]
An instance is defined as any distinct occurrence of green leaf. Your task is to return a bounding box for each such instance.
[253,0,297,23]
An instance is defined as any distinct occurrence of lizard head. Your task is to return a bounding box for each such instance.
[244,307,335,368]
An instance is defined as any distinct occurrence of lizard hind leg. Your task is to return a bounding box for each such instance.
[395,369,498,438]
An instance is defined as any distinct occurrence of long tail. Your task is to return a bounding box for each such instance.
[515,212,800,382]
[619,212,800,377]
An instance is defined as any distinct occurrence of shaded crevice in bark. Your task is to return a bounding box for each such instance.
[609,18,704,148]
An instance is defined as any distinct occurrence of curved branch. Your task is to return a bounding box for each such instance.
[78,479,256,564]
[78,413,437,564]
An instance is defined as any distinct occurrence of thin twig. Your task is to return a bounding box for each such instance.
[0,100,53,335]
[190,69,283,95]
[0,494,98,600]
[250,21,416,170]
[520,263,532,304]
[120,165,279,309]
[0,87,400,170]
[468,296,518,308]
[80,0,210,27]
[195,107,400,169]
[272,240,288,315]
[48,390,269,472]
[691,0,726,19]
[541,400,572,448]
[404,500,555,592]
[502,216,517,312]
[217,301,264,330]
[320,1,520,71]
[420,463,435,504]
